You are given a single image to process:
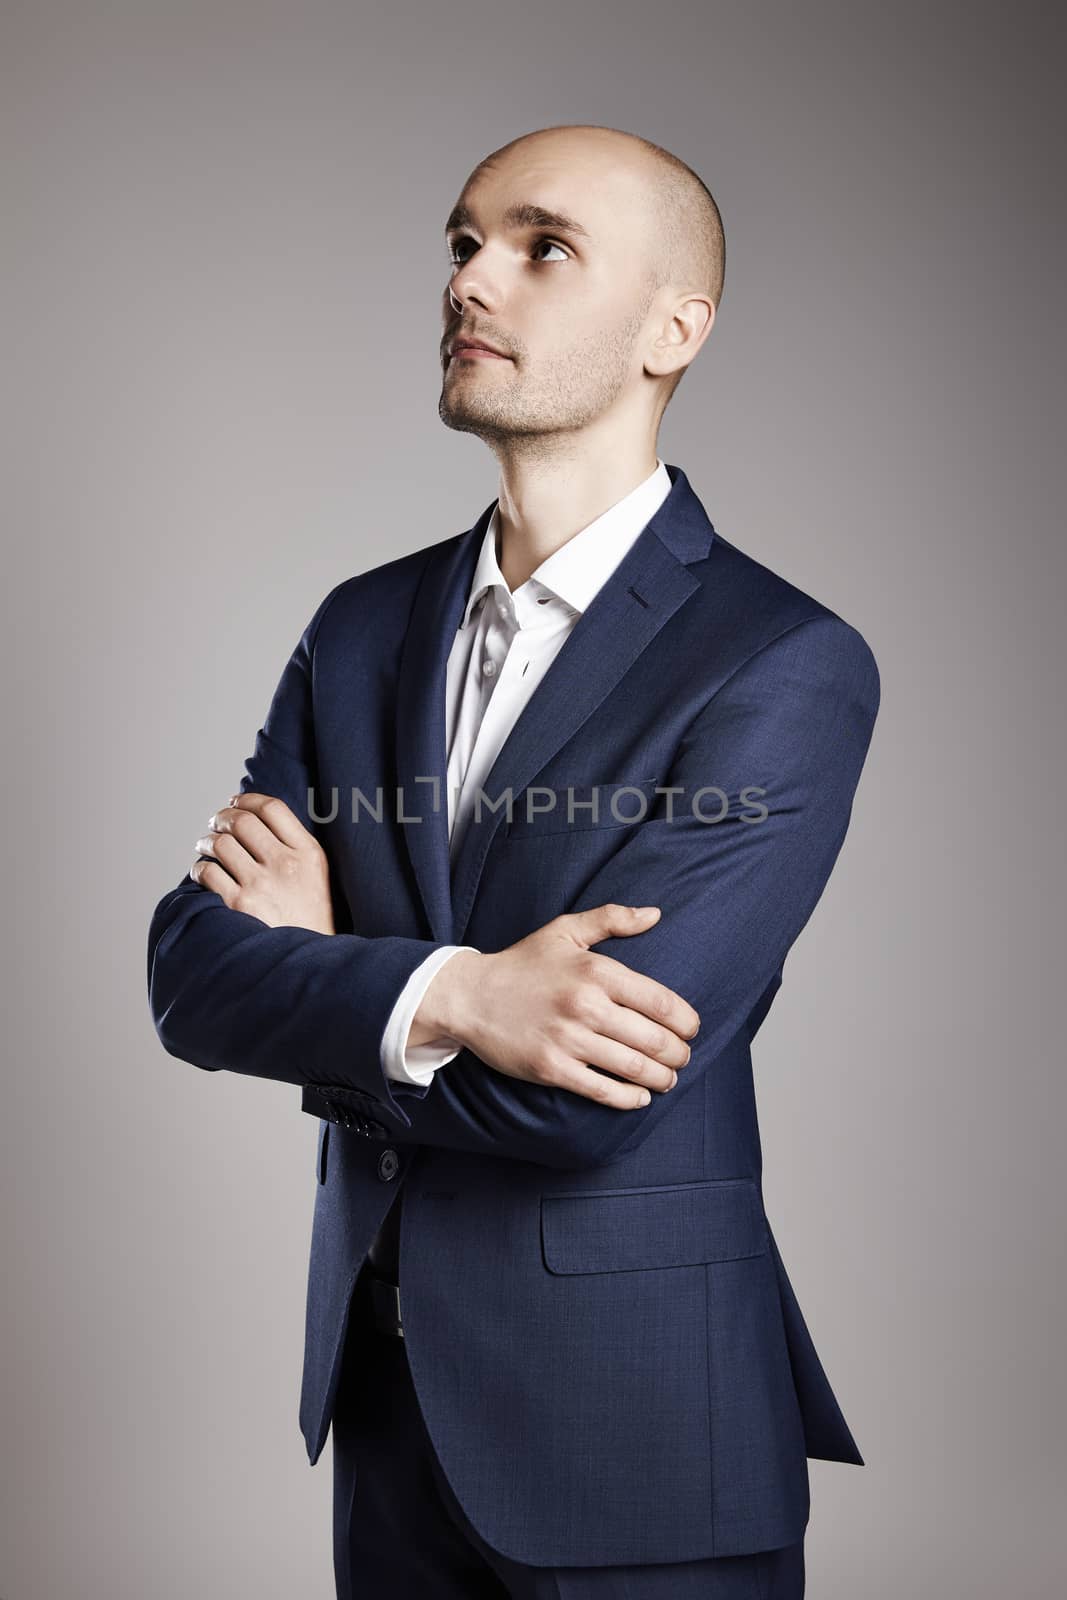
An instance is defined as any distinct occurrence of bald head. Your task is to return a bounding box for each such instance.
[473,124,724,310]
[441,124,721,443]
[467,125,723,407]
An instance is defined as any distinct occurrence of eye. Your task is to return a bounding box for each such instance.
[532,237,569,262]
[447,234,570,266]
[447,236,476,266]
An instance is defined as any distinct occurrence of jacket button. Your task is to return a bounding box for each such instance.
[377,1149,399,1182]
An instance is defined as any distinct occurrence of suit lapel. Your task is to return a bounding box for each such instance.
[394,465,715,949]
[394,502,492,947]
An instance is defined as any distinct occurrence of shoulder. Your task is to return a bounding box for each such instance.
[696,528,880,702]
[302,528,468,651]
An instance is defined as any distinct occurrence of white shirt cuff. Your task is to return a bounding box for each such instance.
[380,945,478,1087]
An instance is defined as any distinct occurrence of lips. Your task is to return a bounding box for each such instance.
[449,338,511,360]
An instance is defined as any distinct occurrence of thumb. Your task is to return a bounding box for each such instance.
[565,902,661,949]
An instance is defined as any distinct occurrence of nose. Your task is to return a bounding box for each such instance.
[445,252,500,322]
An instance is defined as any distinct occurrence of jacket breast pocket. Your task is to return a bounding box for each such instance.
[540,1178,767,1274]
[506,778,661,840]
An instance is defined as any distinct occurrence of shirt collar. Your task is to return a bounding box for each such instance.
[460,457,671,630]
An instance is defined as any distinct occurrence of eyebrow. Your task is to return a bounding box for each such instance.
[444,200,593,243]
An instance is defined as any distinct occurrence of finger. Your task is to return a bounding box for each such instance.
[566,1025,680,1093]
[207,806,285,866]
[189,857,239,906]
[599,957,701,1041]
[193,830,257,884]
[541,1056,655,1110]
[581,1004,693,1070]
[563,903,660,947]
[228,792,311,849]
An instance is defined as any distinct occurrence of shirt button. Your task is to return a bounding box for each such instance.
[482,659,496,677]
[378,1149,399,1182]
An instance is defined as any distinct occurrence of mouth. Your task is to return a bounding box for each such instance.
[448,338,512,363]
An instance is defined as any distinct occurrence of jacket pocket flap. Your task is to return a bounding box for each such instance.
[541,1178,766,1274]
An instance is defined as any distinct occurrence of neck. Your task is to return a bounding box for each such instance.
[490,437,660,592]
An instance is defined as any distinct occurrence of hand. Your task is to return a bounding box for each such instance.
[416,905,701,1109]
[189,792,336,935]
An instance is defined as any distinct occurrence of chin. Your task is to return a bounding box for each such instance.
[438,405,487,436]
[439,395,495,431]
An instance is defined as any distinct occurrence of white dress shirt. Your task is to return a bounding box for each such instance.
[379,457,673,1085]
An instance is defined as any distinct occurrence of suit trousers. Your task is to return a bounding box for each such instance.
[331,1243,806,1599]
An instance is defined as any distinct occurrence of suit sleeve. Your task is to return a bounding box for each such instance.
[372,615,881,1166]
[145,586,467,1132]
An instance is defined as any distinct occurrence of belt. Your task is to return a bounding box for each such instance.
[359,1265,404,1339]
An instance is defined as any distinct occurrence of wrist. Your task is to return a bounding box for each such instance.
[410,948,484,1051]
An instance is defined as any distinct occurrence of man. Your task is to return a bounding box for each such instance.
[148,123,880,1597]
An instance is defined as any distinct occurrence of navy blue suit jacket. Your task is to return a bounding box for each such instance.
[147,464,880,1565]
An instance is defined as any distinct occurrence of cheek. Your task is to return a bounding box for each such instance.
[566,305,636,371]
[532,329,605,390]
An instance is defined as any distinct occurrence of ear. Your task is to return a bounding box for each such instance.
[645,293,715,381]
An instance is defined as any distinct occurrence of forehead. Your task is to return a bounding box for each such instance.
[446,143,652,242]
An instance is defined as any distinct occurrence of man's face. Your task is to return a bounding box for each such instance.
[439,137,660,443]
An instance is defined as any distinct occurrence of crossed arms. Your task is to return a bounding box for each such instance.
[147,596,879,1171]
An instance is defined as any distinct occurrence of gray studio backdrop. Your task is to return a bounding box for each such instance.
[3,3,1064,1597]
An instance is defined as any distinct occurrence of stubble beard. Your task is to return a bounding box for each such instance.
[438,316,643,448]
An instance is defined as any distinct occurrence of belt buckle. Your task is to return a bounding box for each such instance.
[368,1271,404,1338]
